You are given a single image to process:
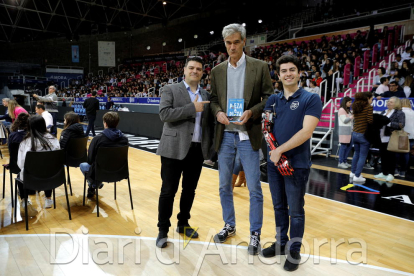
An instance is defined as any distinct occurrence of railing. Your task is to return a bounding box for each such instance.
[311,98,334,156]
[387,52,395,74]
[356,78,365,93]
[320,79,328,105]
[396,46,404,55]
[332,71,339,97]
[379,60,386,68]
[405,39,411,49]
[368,68,376,92]
[344,88,352,98]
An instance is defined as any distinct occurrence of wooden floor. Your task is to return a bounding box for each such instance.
[0,131,413,275]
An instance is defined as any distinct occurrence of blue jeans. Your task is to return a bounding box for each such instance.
[218,132,263,233]
[338,141,353,163]
[267,152,309,252]
[232,151,243,175]
[80,162,102,188]
[351,132,371,177]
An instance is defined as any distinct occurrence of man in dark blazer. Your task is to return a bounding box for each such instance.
[210,23,273,255]
[156,56,213,248]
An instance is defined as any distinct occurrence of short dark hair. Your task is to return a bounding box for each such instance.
[103,111,120,128]
[380,77,388,84]
[91,91,97,96]
[379,67,386,75]
[36,104,45,110]
[275,55,301,74]
[389,81,398,86]
[185,56,204,67]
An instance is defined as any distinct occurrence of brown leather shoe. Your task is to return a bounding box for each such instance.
[234,171,246,187]
[232,174,238,190]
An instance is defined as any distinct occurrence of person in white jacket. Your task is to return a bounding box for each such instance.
[17,115,60,216]
[396,99,414,177]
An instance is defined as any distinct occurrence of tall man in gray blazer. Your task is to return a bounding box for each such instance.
[210,23,273,255]
[156,56,213,248]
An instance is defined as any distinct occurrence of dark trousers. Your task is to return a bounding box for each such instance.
[267,151,309,252]
[51,112,57,135]
[380,142,396,175]
[157,143,204,231]
[85,114,96,136]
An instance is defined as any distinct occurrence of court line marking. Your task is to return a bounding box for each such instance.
[1,234,413,275]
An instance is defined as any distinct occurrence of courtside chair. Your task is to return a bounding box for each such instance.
[64,137,88,196]
[2,142,20,208]
[15,150,71,230]
[82,146,133,217]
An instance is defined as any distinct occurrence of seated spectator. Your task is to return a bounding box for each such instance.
[374,77,389,99]
[395,54,402,69]
[307,81,320,95]
[59,112,85,149]
[80,112,128,198]
[372,67,388,91]
[390,69,405,87]
[17,115,60,213]
[8,100,28,123]
[8,113,34,217]
[401,47,411,61]
[274,81,283,94]
[382,81,406,98]
[35,104,53,132]
[312,71,323,86]
[0,98,12,127]
[403,75,413,98]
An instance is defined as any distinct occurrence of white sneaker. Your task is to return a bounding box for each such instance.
[338,163,348,169]
[44,198,53,209]
[385,174,394,182]
[349,172,355,178]
[374,173,386,179]
[20,199,38,218]
[345,163,352,168]
[353,175,366,182]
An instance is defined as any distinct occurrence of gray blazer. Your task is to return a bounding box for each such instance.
[156,81,213,160]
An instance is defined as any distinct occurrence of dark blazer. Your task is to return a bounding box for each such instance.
[382,109,405,136]
[365,114,390,147]
[210,55,273,151]
[156,81,213,160]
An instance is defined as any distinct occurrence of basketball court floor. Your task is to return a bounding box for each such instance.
[0,129,413,275]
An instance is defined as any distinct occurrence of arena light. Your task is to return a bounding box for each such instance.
[242,23,246,27]
[210,31,214,35]
[162,1,167,5]
[147,46,151,50]
[194,34,198,39]
[178,38,182,42]
[258,19,263,24]
[162,42,166,46]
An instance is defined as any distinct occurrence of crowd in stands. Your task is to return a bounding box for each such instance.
[250,26,414,99]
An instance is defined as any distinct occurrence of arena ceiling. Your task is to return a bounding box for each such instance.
[0,0,226,43]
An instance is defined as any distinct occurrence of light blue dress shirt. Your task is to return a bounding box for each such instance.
[183,81,202,143]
